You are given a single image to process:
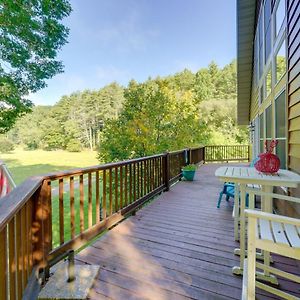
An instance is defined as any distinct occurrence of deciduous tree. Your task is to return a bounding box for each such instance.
[0,0,71,132]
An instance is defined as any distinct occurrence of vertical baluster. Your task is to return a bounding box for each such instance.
[158,157,160,187]
[129,164,133,204]
[139,161,144,198]
[109,168,112,215]
[144,159,148,193]
[155,158,158,188]
[102,170,107,220]
[20,208,27,291]
[140,162,144,197]
[147,159,150,192]
[150,158,153,190]
[88,173,92,228]
[27,199,33,278]
[133,163,137,201]
[140,161,143,197]
[0,227,7,300]
[15,212,22,299]
[79,175,84,233]
[160,157,162,186]
[151,159,154,191]
[115,167,118,212]
[96,171,100,223]
[136,162,140,199]
[25,201,31,280]
[9,218,17,300]
[59,178,64,244]
[70,176,75,239]
[120,166,123,209]
[124,165,128,207]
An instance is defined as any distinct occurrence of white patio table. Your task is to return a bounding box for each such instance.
[215,166,300,281]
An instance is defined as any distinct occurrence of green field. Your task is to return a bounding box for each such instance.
[0,148,99,185]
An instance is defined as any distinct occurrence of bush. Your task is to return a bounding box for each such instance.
[0,137,15,153]
[182,164,197,171]
[66,139,82,152]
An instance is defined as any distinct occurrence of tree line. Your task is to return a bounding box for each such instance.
[3,61,248,160]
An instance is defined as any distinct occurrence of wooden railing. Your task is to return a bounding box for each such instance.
[204,145,250,162]
[0,147,204,300]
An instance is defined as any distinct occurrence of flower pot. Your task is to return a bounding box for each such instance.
[182,170,195,181]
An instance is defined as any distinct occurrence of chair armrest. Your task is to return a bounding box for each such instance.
[245,209,300,227]
[245,187,300,205]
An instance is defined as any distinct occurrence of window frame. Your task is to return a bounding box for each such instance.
[274,88,287,169]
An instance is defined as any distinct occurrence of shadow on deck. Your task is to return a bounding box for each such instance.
[75,164,300,300]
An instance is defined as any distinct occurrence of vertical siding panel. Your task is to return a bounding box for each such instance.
[287,0,300,215]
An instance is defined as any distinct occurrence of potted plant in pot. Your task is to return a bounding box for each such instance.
[182,164,197,181]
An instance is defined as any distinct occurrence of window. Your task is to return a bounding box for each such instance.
[259,85,264,104]
[265,105,272,139]
[276,39,286,82]
[264,0,272,62]
[265,25,272,61]
[275,0,285,37]
[259,113,264,152]
[275,91,286,168]
[258,14,264,78]
[259,46,264,77]
[264,0,272,27]
[265,68,272,97]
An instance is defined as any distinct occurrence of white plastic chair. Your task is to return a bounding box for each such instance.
[242,191,300,299]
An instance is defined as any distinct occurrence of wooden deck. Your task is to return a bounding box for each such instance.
[75,164,300,300]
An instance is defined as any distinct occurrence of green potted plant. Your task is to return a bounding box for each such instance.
[182,164,197,181]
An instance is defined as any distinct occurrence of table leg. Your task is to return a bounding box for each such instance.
[234,184,239,241]
[232,183,246,275]
[257,185,278,285]
[262,186,271,276]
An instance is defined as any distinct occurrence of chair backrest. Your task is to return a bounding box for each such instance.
[249,156,259,167]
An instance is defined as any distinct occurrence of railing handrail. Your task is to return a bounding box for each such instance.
[205,144,249,147]
[0,176,43,231]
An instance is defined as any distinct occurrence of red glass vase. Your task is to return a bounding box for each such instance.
[254,140,280,174]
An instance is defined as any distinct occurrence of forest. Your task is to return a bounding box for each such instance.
[3,60,248,162]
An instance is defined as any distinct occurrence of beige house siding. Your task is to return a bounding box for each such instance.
[287,0,300,215]
[244,0,300,216]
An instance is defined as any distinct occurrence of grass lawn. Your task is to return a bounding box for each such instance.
[0,148,99,185]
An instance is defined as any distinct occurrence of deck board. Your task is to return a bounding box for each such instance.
[75,164,300,300]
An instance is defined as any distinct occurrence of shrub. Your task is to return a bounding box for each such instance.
[182,164,197,171]
[0,137,15,153]
[66,139,82,152]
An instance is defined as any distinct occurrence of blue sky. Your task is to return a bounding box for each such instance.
[31,0,236,105]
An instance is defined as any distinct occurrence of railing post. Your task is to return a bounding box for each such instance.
[187,148,191,165]
[32,179,52,281]
[163,152,170,191]
[248,145,251,162]
[203,146,206,163]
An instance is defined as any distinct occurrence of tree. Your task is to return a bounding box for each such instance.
[99,79,209,162]
[54,82,125,150]
[0,0,72,132]
[98,60,247,162]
